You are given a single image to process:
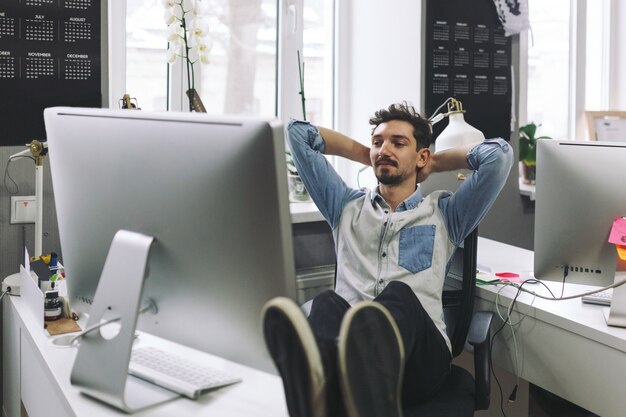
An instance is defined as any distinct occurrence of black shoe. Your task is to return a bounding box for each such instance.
[338,301,405,417]
[262,297,326,417]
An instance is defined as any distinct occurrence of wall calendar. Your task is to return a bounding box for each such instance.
[423,0,512,142]
[0,0,101,146]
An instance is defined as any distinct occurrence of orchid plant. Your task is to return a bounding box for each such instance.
[164,0,211,111]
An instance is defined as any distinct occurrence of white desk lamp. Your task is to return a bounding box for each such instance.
[9,140,48,258]
[429,98,485,152]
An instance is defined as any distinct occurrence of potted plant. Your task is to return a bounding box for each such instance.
[286,151,310,202]
[519,122,552,185]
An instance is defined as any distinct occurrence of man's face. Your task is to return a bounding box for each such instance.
[370,120,428,186]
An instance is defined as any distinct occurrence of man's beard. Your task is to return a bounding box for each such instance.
[376,170,404,185]
[375,163,419,185]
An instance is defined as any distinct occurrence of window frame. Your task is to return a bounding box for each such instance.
[107,0,336,127]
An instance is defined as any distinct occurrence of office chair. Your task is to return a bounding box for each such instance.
[405,228,493,416]
[301,228,493,415]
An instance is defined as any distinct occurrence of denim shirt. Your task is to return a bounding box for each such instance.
[287,120,513,350]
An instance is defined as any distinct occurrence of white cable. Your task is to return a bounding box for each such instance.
[428,96,454,122]
[494,281,536,389]
[514,276,626,301]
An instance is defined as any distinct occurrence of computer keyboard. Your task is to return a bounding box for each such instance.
[128,346,241,399]
[581,289,613,306]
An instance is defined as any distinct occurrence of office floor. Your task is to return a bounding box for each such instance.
[529,385,599,417]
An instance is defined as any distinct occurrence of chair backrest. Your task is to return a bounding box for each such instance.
[442,228,478,358]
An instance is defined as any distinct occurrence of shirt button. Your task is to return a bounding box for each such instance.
[384,210,389,214]
[384,221,387,226]
[382,252,387,257]
[379,279,384,284]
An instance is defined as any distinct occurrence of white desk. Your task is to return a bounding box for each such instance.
[2,294,288,417]
[290,201,324,224]
[476,238,626,417]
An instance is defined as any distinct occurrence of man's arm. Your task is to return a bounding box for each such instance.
[287,121,364,228]
[317,126,371,166]
[416,142,480,184]
[437,138,514,246]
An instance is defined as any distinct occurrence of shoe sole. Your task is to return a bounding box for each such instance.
[338,301,405,417]
[262,297,326,417]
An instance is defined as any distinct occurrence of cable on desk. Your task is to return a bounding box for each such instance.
[488,275,626,415]
[511,276,626,301]
[560,265,569,298]
[489,278,543,416]
[494,281,537,405]
[68,299,158,346]
[0,286,18,302]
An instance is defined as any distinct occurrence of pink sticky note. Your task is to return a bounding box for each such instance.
[495,272,523,284]
[608,217,626,245]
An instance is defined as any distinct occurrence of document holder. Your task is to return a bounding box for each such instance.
[70,230,179,413]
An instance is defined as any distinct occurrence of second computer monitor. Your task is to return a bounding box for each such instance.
[534,140,626,287]
[45,107,296,372]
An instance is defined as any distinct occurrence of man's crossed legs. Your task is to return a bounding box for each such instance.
[262,281,452,417]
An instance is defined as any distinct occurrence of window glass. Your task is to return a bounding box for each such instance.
[126,0,169,111]
[526,0,570,139]
[197,0,277,117]
[302,0,334,126]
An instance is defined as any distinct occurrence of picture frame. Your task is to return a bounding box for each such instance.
[585,111,626,142]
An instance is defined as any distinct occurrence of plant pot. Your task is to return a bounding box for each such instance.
[288,174,311,202]
[519,161,536,185]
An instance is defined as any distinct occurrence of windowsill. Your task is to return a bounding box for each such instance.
[290,201,324,223]
[519,177,536,201]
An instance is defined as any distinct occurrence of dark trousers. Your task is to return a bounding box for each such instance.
[308,281,452,412]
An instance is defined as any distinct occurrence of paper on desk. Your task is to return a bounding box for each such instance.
[608,217,626,260]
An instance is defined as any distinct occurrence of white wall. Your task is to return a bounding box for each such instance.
[336,0,423,187]
[610,0,626,109]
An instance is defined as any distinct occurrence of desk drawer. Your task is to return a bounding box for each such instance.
[21,331,73,417]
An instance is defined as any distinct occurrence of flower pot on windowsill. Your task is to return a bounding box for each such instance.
[520,161,536,185]
[288,174,311,203]
[518,122,551,187]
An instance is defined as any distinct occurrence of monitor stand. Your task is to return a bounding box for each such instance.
[70,230,179,413]
[603,271,626,328]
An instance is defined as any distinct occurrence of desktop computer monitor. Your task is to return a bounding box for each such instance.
[44,107,296,373]
[534,140,626,287]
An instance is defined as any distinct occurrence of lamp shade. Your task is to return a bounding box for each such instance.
[435,112,485,152]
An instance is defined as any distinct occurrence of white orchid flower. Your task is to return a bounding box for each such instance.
[166,47,178,64]
[164,9,177,25]
[187,45,201,63]
[167,24,183,42]
[189,20,209,38]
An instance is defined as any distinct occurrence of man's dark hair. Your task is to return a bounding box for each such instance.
[369,102,432,150]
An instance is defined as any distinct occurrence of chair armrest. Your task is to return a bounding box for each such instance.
[467,311,493,410]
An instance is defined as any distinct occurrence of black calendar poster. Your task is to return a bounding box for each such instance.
[423,0,512,141]
[0,0,101,146]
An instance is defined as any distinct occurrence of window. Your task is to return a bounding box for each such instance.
[524,0,611,140]
[113,0,335,125]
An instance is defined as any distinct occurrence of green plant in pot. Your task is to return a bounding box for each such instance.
[519,122,552,185]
